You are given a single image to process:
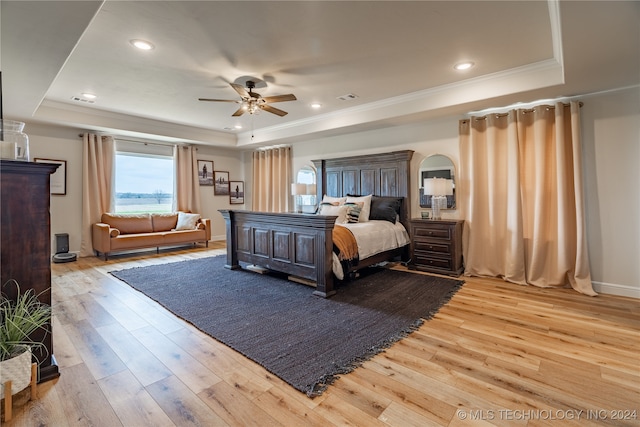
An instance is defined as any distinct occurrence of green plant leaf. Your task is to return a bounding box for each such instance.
[1,279,52,362]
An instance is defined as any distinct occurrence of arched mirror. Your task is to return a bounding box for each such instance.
[419,155,456,209]
[295,164,317,213]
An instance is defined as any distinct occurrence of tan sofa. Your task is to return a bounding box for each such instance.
[92,212,211,260]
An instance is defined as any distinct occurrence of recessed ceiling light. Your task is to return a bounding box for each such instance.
[130,39,154,50]
[82,93,97,99]
[234,125,243,130]
[454,62,474,71]
[310,103,322,109]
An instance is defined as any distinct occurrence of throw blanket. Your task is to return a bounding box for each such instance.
[333,225,359,262]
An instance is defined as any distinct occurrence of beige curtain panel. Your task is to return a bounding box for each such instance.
[459,101,595,295]
[252,146,292,212]
[173,145,201,214]
[80,133,115,257]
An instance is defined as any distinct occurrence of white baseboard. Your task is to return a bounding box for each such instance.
[592,281,640,299]
[211,234,226,242]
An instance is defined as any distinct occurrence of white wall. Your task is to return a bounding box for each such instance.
[193,144,246,240]
[25,125,245,254]
[287,87,640,298]
[581,87,639,297]
[26,124,84,254]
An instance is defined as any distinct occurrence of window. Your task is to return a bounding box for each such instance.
[115,142,174,214]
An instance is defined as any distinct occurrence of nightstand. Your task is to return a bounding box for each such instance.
[409,219,464,276]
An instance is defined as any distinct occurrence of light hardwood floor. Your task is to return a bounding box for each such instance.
[4,244,639,426]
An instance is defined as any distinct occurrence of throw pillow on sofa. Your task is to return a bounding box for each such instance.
[175,212,201,230]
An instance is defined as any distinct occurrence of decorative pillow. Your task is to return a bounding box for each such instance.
[319,202,336,208]
[346,194,372,222]
[175,212,201,230]
[322,195,347,206]
[344,202,363,223]
[369,196,403,223]
[109,228,120,237]
[318,203,349,224]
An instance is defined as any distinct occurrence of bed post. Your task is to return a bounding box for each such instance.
[312,159,325,202]
[313,223,336,298]
[219,210,240,270]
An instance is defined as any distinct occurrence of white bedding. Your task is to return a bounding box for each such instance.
[332,220,410,279]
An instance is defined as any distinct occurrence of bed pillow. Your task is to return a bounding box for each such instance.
[321,195,347,205]
[369,196,403,223]
[344,202,363,223]
[318,203,349,224]
[346,194,372,222]
[175,212,201,230]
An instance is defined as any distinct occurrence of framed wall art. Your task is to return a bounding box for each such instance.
[197,160,214,185]
[214,170,230,195]
[35,158,67,195]
[229,181,244,204]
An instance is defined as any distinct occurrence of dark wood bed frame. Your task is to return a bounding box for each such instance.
[219,150,414,297]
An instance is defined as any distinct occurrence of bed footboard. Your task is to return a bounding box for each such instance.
[219,210,338,297]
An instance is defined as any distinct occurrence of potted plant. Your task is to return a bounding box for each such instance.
[1,279,52,418]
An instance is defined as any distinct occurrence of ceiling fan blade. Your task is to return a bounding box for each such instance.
[198,98,240,103]
[231,106,246,117]
[262,94,297,103]
[260,104,288,117]
[230,83,250,98]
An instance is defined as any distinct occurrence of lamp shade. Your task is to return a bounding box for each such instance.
[444,179,454,196]
[423,178,435,195]
[291,183,306,195]
[424,177,447,196]
[306,184,316,195]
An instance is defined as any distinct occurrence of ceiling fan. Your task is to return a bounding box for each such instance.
[198,80,297,117]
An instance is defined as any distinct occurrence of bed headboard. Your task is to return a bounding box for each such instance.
[312,150,414,228]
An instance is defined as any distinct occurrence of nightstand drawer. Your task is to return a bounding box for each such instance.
[413,254,453,270]
[414,241,451,255]
[412,226,451,240]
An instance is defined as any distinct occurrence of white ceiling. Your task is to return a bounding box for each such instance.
[1,1,638,149]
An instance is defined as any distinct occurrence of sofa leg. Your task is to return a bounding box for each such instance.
[206,241,209,248]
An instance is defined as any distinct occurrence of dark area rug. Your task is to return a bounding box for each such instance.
[110,255,464,396]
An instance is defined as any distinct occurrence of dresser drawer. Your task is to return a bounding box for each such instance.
[414,240,452,255]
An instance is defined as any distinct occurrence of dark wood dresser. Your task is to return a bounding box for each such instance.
[1,160,60,382]
[409,219,464,276]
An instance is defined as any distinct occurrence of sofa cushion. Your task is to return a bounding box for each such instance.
[162,229,206,244]
[152,213,178,232]
[101,213,153,234]
[109,232,166,250]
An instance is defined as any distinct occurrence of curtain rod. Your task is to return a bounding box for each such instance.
[464,101,584,121]
[78,133,181,148]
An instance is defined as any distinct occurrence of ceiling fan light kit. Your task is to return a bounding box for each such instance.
[199,80,297,117]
